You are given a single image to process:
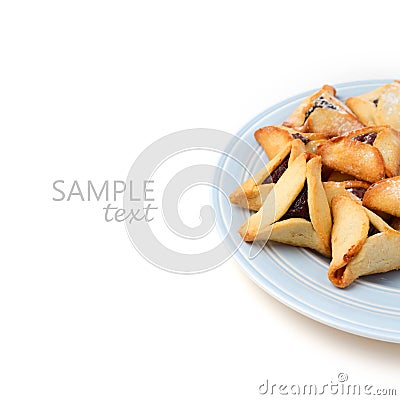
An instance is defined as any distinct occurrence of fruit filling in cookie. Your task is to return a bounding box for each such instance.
[263,156,289,184]
[346,187,367,200]
[368,223,380,236]
[304,96,340,122]
[290,133,310,144]
[280,185,310,221]
[229,140,306,211]
[351,132,377,145]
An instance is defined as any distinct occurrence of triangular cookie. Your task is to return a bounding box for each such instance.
[229,139,305,211]
[283,84,364,136]
[317,126,400,182]
[323,180,371,206]
[346,81,400,130]
[362,176,400,218]
[254,125,329,159]
[329,195,400,288]
[238,153,332,257]
[346,126,400,177]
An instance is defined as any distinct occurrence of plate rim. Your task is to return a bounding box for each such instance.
[213,79,400,343]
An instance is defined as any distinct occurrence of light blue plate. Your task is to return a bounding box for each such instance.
[214,80,400,343]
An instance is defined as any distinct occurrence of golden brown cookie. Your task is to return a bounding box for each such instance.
[238,154,332,257]
[346,81,400,130]
[345,126,400,177]
[362,176,400,217]
[328,195,400,288]
[254,125,328,160]
[317,135,385,183]
[323,180,371,206]
[283,85,364,136]
[229,139,305,211]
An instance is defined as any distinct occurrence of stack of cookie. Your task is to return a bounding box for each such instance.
[230,82,400,288]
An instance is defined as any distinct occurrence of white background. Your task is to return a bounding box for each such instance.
[1,1,400,399]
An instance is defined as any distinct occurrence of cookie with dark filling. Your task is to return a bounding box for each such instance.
[323,180,370,206]
[254,125,328,160]
[317,126,400,182]
[283,85,364,136]
[328,195,400,288]
[346,81,400,130]
[229,139,305,211]
[362,176,400,218]
[348,126,400,177]
[238,153,332,257]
